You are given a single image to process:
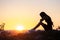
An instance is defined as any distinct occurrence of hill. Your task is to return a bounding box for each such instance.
[0,30,60,40]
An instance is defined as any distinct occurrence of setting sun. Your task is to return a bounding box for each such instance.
[16,25,24,30]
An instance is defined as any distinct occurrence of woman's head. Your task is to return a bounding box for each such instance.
[40,12,47,17]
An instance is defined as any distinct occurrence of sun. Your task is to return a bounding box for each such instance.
[16,25,24,30]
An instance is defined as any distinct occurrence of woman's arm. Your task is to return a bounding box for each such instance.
[31,19,44,30]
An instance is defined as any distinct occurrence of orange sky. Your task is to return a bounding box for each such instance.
[0,0,60,30]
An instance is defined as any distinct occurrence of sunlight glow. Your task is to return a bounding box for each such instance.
[16,25,24,30]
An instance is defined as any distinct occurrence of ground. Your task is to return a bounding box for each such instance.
[0,30,60,40]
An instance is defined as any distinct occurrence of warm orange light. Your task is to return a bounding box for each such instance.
[16,25,24,30]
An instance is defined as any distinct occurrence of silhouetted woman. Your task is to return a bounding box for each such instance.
[32,12,53,31]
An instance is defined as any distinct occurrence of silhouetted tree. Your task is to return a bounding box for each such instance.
[0,23,5,31]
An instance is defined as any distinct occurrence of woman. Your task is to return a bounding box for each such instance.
[32,12,53,31]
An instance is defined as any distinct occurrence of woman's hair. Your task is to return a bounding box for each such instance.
[40,12,47,17]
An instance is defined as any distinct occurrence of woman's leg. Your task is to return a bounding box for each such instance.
[40,23,48,31]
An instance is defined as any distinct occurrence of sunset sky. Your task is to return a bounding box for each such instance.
[0,0,60,30]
